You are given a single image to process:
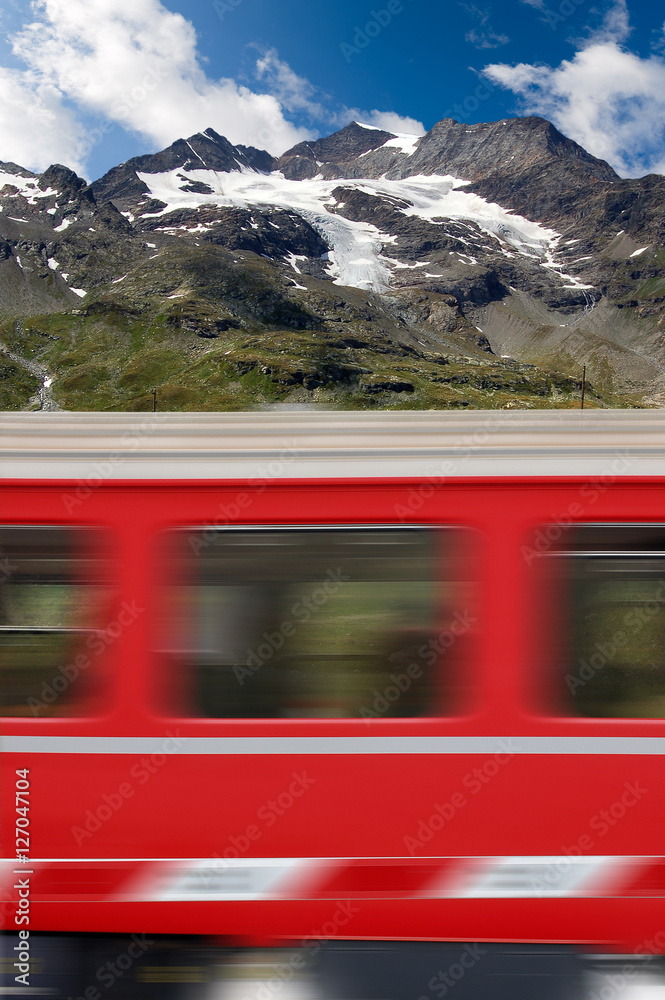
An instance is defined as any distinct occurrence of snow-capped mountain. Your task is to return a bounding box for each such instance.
[87,120,609,301]
[1,115,664,411]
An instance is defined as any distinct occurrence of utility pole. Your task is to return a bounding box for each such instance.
[580,365,586,410]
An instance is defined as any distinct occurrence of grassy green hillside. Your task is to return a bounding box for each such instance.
[0,244,636,411]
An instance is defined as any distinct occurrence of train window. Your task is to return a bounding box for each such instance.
[0,527,113,717]
[536,524,665,718]
[158,527,474,719]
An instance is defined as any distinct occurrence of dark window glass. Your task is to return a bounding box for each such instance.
[0,527,112,717]
[538,525,665,718]
[159,527,474,719]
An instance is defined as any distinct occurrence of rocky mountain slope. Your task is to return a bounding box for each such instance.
[1,115,663,411]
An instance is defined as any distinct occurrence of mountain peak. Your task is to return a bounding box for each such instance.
[200,127,226,143]
[38,163,88,194]
[422,114,618,177]
[91,128,276,208]
[278,121,396,179]
[351,121,391,132]
[0,161,36,181]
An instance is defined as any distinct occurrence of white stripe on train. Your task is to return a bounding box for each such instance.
[0,856,655,900]
[4,735,665,753]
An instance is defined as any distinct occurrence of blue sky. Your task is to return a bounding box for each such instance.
[1,0,664,180]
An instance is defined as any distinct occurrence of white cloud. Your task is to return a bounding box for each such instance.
[0,0,424,177]
[254,48,329,121]
[465,27,510,49]
[254,48,426,138]
[482,1,665,176]
[460,4,509,49]
[0,66,87,173]
[9,0,316,165]
[589,0,631,44]
[352,110,426,135]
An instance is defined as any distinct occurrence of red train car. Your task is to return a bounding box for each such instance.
[2,410,665,999]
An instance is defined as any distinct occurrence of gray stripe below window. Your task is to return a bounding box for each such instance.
[2,735,665,754]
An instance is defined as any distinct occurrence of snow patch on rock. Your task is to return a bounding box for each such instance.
[135,167,579,294]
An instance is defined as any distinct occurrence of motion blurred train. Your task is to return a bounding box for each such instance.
[2,410,665,999]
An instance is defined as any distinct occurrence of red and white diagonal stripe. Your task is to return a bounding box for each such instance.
[2,855,665,902]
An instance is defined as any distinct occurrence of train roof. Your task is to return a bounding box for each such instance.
[1,409,665,479]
